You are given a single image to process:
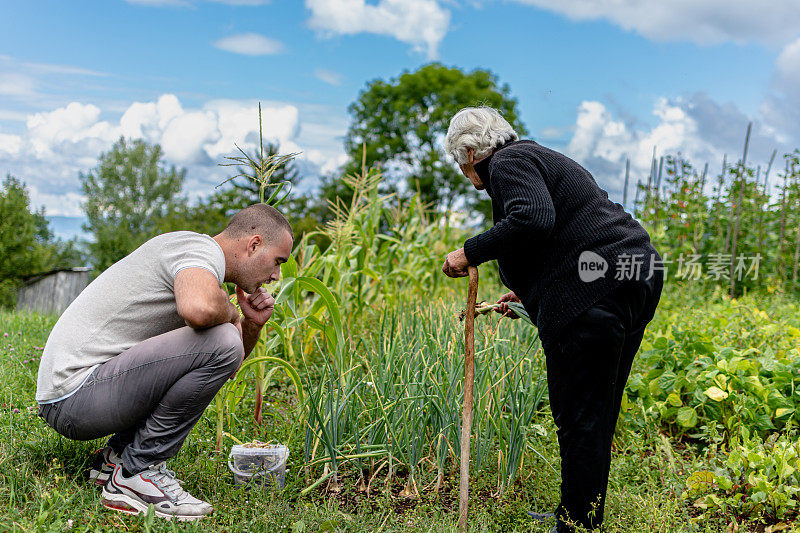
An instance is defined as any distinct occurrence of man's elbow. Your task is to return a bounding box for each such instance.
[181,304,219,329]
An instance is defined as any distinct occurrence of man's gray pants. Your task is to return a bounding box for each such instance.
[39,323,244,474]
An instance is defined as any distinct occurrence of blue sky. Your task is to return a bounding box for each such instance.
[1,0,799,239]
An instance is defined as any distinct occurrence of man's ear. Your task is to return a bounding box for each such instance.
[247,235,262,256]
[467,147,475,165]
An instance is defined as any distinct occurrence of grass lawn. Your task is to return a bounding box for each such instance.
[0,287,795,532]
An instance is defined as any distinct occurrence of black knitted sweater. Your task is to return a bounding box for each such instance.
[463,140,657,345]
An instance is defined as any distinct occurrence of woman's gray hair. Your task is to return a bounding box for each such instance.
[443,107,519,165]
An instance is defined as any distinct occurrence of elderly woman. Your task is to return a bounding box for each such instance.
[442,107,663,532]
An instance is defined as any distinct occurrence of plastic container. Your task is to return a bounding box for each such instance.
[228,444,289,489]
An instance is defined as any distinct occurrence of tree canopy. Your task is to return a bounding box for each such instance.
[342,63,527,218]
[81,137,185,272]
[0,175,83,308]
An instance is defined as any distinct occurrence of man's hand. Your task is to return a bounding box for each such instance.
[235,286,275,327]
[442,248,470,278]
[495,291,521,319]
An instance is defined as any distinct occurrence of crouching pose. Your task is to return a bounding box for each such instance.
[441,107,664,532]
[36,204,293,520]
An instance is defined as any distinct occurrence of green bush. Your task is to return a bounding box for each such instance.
[624,296,800,438]
[685,430,800,519]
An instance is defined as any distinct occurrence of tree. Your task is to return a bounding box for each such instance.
[81,137,185,272]
[154,188,245,237]
[0,175,83,308]
[342,63,527,218]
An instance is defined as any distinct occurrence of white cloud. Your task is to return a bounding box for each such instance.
[213,33,284,55]
[0,94,347,217]
[161,111,221,164]
[126,0,190,5]
[511,0,800,46]
[0,109,29,122]
[26,102,118,160]
[0,55,107,110]
[314,68,344,86]
[15,59,105,78]
[305,0,450,59]
[760,37,800,143]
[210,0,270,4]
[563,95,790,203]
[120,94,185,142]
[27,187,86,218]
[116,96,302,165]
[775,37,800,89]
[0,133,23,157]
[0,72,37,98]
[126,0,270,5]
[538,125,572,141]
[321,153,349,175]
[0,53,105,79]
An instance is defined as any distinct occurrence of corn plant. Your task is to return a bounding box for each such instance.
[212,103,302,434]
[217,103,299,206]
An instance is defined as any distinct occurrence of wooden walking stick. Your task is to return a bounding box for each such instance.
[459,265,479,532]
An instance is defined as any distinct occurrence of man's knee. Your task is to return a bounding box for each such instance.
[208,323,245,370]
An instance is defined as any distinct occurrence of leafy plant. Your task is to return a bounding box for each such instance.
[686,430,800,519]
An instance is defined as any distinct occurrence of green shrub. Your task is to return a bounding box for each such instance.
[685,430,800,519]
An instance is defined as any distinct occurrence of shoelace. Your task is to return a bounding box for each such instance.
[144,463,188,502]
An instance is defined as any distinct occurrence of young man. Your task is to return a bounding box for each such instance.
[442,107,664,532]
[36,203,293,521]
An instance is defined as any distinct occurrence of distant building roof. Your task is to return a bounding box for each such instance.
[21,267,92,286]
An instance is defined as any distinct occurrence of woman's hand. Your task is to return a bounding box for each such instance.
[495,291,520,319]
[442,248,470,278]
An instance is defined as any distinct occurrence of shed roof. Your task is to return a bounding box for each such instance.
[21,267,91,286]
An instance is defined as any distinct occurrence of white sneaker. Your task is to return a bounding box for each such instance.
[88,446,121,486]
[101,462,213,521]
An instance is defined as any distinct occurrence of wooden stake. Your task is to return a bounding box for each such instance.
[729,122,752,296]
[764,149,777,194]
[717,154,729,249]
[622,159,630,208]
[730,178,745,296]
[700,162,708,193]
[694,162,710,253]
[794,204,800,284]
[758,150,777,257]
[459,265,479,533]
[654,156,664,231]
[777,160,790,280]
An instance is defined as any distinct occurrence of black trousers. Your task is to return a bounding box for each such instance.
[540,270,663,532]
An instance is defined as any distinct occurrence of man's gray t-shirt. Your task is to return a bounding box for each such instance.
[35,231,226,403]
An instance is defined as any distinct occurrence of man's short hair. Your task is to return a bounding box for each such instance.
[222,204,292,244]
